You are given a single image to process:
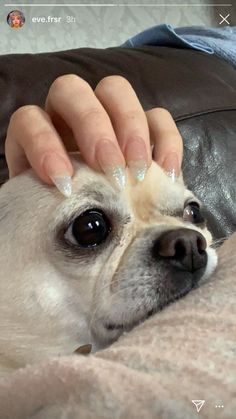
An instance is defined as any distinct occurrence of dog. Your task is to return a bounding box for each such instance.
[0,153,217,374]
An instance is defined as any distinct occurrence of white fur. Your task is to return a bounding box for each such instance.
[0,155,217,373]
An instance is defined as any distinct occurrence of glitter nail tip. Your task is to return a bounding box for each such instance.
[104,165,126,190]
[51,175,72,197]
[128,160,148,182]
[166,169,176,183]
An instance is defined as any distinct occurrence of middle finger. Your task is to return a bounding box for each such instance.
[95,76,152,181]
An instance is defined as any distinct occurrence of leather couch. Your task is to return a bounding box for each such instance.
[0,46,235,239]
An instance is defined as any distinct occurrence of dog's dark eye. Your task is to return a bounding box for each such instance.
[65,209,111,248]
[183,202,205,224]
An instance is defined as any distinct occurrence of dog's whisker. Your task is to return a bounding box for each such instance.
[89,272,154,325]
[210,236,228,249]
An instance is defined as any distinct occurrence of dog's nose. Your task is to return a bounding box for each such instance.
[154,228,207,272]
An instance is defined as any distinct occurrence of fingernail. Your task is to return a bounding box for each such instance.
[96,140,126,190]
[50,174,72,197]
[125,137,149,182]
[42,153,72,197]
[103,165,126,190]
[128,159,148,182]
[161,152,180,183]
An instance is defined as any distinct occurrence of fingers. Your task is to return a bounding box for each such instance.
[6,74,183,198]
[95,76,152,181]
[45,74,126,189]
[45,75,151,187]
[146,108,183,179]
[5,106,74,196]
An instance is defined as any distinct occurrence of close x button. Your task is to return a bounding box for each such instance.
[219,13,230,25]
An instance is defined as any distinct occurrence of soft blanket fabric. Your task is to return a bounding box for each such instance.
[0,233,235,419]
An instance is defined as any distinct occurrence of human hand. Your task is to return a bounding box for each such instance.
[5,75,183,196]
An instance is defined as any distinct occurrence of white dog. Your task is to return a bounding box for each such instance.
[0,154,217,374]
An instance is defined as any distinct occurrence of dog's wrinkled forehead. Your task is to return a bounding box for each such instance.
[70,155,191,221]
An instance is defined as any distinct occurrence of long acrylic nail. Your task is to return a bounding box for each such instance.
[161,152,180,183]
[42,153,72,197]
[50,174,72,197]
[96,140,126,190]
[128,159,148,182]
[125,136,149,182]
[103,165,126,190]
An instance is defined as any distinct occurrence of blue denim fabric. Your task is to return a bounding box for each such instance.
[121,24,236,68]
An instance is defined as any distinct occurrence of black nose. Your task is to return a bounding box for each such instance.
[154,228,207,272]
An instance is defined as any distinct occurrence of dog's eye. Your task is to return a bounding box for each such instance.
[65,209,111,248]
[183,202,205,224]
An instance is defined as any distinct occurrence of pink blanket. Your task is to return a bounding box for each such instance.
[0,233,235,419]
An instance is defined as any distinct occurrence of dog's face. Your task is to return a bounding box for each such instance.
[0,154,217,371]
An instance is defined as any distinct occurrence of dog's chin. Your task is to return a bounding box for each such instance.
[92,281,197,350]
[107,287,193,331]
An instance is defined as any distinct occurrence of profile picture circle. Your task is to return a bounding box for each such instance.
[7,10,25,29]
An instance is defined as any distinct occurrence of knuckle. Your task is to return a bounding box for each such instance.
[31,129,55,147]
[126,109,143,119]
[9,105,39,124]
[49,74,90,94]
[119,109,144,124]
[80,107,105,121]
[147,107,172,118]
[95,75,130,94]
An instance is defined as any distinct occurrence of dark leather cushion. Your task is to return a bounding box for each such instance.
[0,46,235,239]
